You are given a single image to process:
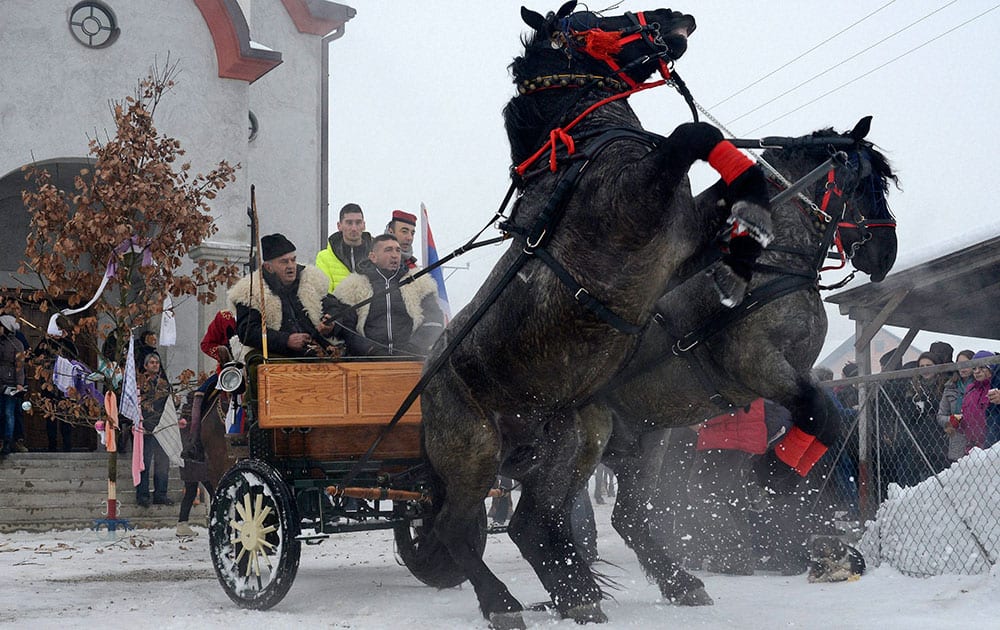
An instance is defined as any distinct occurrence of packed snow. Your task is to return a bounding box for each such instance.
[2,480,998,630]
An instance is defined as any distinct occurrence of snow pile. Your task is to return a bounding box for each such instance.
[859,444,1000,576]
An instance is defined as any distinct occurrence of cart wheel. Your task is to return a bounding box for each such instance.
[209,458,301,610]
[393,502,487,588]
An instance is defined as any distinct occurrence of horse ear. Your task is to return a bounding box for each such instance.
[555,1,577,18]
[849,116,873,141]
[521,6,547,31]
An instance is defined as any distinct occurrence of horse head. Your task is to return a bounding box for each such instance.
[515,4,695,84]
[763,117,899,283]
[507,5,696,162]
[835,119,899,282]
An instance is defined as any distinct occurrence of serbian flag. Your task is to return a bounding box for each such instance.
[420,202,451,322]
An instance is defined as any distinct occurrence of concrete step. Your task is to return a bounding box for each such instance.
[0,451,208,533]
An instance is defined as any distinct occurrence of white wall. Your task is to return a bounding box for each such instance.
[247,0,325,262]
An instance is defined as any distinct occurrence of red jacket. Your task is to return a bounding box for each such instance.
[200,310,236,371]
[696,398,768,454]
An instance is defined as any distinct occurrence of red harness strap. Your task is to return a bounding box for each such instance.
[515,79,666,176]
[821,169,848,272]
[635,11,674,82]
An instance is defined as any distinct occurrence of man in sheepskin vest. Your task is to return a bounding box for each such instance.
[324,234,444,357]
[228,233,336,358]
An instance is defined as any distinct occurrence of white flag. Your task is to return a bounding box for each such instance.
[119,334,141,425]
[159,296,176,346]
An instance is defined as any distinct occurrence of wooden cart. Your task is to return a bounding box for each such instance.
[208,356,487,610]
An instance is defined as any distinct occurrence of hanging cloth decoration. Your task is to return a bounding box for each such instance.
[46,236,153,336]
[159,296,176,346]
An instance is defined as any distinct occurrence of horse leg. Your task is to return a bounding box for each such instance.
[422,367,524,628]
[200,392,229,493]
[606,429,712,605]
[507,408,609,623]
[754,375,842,494]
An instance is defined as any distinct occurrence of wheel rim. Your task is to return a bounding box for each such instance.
[231,491,278,578]
[210,461,299,608]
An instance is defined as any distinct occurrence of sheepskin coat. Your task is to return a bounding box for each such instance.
[332,264,443,356]
[228,264,331,356]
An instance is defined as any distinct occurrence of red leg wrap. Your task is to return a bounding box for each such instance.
[708,140,754,185]
[774,425,816,469]
[794,439,829,477]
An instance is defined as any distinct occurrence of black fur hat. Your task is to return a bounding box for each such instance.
[261,233,295,261]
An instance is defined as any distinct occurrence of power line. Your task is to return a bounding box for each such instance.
[745,3,1000,135]
[710,0,898,109]
[728,0,959,126]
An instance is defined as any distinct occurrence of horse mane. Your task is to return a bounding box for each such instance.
[762,127,899,217]
[502,26,649,166]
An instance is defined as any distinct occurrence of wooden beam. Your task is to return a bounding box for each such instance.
[854,288,909,350]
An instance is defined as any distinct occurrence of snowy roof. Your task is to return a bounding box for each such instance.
[826,230,1000,339]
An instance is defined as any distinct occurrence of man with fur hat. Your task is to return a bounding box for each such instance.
[229,233,336,358]
[316,203,373,292]
[385,209,418,270]
[324,234,443,357]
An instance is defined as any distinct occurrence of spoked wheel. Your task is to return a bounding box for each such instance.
[393,500,487,588]
[209,458,301,609]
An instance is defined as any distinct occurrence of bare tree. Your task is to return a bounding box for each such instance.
[18,61,240,432]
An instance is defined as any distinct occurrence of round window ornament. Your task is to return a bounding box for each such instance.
[69,1,120,49]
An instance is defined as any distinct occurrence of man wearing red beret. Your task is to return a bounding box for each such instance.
[386,209,418,270]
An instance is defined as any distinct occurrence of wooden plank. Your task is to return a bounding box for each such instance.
[270,423,422,460]
[258,360,423,429]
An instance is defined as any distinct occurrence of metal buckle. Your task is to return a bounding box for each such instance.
[574,287,589,301]
[526,229,547,249]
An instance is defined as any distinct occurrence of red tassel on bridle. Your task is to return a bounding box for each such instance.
[577,29,624,65]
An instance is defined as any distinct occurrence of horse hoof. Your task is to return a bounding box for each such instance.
[489,611,527,630]
[730,200,774,247]
[561,602,607,624]
[675,587,714,607]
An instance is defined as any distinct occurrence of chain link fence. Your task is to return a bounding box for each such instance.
[816,356,1000,576]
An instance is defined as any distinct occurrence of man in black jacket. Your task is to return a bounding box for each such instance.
[325,234,444,357]
[228,233,336,358]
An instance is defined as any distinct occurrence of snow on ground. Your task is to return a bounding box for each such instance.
[2,497,998,630]
[860,443,1000,577]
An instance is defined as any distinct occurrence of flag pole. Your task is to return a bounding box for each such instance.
[250,185,268,361]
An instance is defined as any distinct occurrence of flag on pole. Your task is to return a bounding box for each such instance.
[420,203,451,321]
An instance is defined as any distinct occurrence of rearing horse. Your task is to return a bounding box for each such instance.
[596,121,898,604]
[420,3,776,627]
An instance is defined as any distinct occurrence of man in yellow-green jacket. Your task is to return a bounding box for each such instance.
[316,203,373,291]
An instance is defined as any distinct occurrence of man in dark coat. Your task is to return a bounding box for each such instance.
[228,233,336,358]
[324,234,444,357]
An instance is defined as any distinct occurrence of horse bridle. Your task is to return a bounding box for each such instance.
[833,152,897,261]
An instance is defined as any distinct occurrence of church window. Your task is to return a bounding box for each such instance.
[69,2,119,49]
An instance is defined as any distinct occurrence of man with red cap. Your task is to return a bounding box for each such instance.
[386,209,418,270]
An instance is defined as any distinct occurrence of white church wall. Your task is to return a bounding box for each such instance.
[0,0,251,379]
[246,0,325,262]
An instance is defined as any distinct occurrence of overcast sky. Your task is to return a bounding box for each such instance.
[328,1,1000,359]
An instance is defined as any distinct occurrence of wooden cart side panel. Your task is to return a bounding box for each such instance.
[271,424,422,461]
[258,360,423,429]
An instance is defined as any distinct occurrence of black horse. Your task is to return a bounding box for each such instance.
[596,120,898,604]
[420,3,779,627]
